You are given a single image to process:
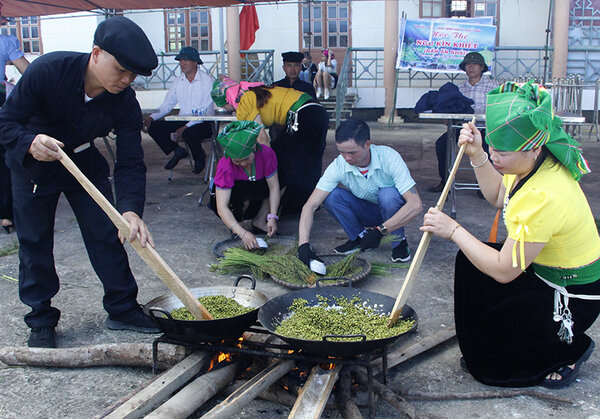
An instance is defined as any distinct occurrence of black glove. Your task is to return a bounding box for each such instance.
[360,228,383,252]
[298,243,320,267]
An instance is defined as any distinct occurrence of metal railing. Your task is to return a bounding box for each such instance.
[135,45,600,130]
[335,48,352,128]
[134,49,275,90]
[345,46,557,89]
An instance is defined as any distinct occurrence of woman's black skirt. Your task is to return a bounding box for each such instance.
[209,178,269,221]
[455,243,600,387]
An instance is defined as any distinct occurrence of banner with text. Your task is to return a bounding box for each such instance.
[397,18,497,74]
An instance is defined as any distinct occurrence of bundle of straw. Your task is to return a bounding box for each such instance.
[211,247,317,285]
[211,246,362,286]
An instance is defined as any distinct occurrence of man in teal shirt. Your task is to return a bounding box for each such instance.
[298,118,422,263]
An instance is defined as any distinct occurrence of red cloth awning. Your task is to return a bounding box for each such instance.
[0,0,259,18]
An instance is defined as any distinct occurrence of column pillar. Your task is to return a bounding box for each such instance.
[378,0,402,124]
[551,0,569,79]
[226,6,241,81]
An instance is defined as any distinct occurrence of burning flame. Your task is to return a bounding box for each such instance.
[218,353,232,363]
[207,352,234,371]
[321,362,336,370]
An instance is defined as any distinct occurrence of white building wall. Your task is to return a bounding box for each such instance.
[351,2,386,47]
[129,11,166,53]
[40,13,99,53]
[249,3,302,81]
[498,0,549,46]
[10,2,558,110]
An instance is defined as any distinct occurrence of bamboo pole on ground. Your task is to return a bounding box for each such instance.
[289,365,342,419]
[145,362,240,419]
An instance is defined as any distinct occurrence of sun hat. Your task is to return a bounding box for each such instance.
[175,46,203,64]
[459,52,489,73]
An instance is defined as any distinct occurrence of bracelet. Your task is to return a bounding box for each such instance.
[230,221,239,231]
[241,230,248,239]
[267,213,279,221]
[470,153,488,168]
[448,223,461,240]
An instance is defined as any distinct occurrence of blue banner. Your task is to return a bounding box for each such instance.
[397,18,497,74]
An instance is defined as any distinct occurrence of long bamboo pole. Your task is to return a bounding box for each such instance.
[388,116,476,326]
[57,147,213,320]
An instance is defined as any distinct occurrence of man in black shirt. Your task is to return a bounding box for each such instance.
[0,17,160,348]
[274,51,317,100]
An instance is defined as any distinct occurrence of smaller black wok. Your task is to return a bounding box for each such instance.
[258,279,417,357]
[145,275,268,343]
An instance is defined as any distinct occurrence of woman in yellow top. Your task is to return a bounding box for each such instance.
[212,77,329,215]
[421,81,600,389]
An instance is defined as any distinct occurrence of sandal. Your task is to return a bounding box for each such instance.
[542,340,595,389]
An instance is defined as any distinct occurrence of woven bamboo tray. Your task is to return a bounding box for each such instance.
[213,237,371,289]
[269,253,371,289]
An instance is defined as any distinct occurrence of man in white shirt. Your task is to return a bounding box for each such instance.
[142,47,214,174]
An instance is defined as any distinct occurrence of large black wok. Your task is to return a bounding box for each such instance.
[144,275,268,343]
[258,279,417,357]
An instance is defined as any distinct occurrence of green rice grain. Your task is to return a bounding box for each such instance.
[275,295,415,341]
[171,295,253,320]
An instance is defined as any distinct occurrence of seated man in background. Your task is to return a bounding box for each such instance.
[300,52,317,86]
[142,46,214,174]
[297,118,422,264]
[429,51,497,192]
[274,51,317,100]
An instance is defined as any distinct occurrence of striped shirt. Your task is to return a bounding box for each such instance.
[459,77,498,114]
[316,144,415,204]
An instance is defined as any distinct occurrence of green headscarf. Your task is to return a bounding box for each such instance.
[217,120,263,159]
[485,81,590,180]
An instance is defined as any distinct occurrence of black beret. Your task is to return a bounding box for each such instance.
[282,51,304,63]
[94,16,158,76]
[176,46,203,64]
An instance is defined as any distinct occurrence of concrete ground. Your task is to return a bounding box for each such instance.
[1,121,600,418]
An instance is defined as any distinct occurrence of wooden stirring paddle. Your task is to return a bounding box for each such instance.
[57,146,213,320]
[388,116,476,327]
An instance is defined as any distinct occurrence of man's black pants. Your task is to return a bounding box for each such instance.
[11,146,139,328]
[147,120,212,162]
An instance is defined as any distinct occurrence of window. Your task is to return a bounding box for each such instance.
[301,1,350,50]
[421,0,444,18]
[474,0,497,18]
[0,16,42,54]
[164,9,211,53]
[420,0,498,19]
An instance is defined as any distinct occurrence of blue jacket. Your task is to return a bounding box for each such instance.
[413,82,474,114]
